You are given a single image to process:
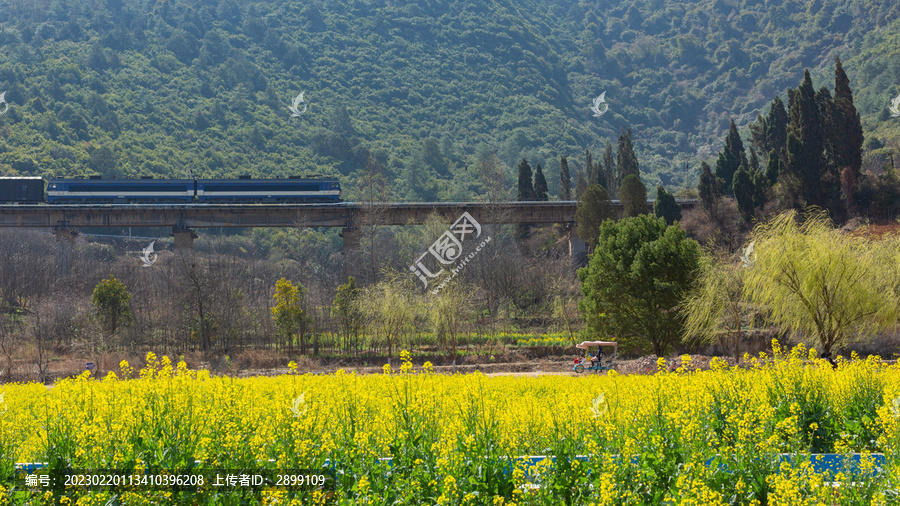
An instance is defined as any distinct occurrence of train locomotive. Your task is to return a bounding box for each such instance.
[0,175,341,204]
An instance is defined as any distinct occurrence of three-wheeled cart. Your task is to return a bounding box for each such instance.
[573,340,618,373]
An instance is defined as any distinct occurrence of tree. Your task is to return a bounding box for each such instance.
[743,211,900,355]
[533,163,548,201]
[653,186,681,226]
[748,146,760,172]
[698,161,722,219]
[602,141,617,198]
[575,184,614,249]
[429,282,475,363]
[585,149,596,188]
[683,253,751,362]
[832,57,863,182]
[616,128,639,180]
[332,276,362,353]
[361,274,414,357]
[272,277,307,354]
[516,158,534,201]
[765,150,780,186]
[786,70,825,208]
[91,277,132,337]
[764,96,789,160]
[619,174,647,218]
[574,169,588,199]
[578,215,702,356]
[714,119,748,195]
[559,156,572,200]
[732,166,755,222]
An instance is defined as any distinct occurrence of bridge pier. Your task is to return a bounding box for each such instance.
[567,226,587,267]
[172,225,197,250]
[54,224,77,277]
[340,227,360,253]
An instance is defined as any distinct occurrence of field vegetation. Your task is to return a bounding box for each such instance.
[2,347,900,504]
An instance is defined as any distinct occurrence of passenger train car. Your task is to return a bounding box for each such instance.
[0,177,44,203]
[0,176,341,204]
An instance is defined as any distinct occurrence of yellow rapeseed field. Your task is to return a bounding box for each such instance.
[1,344,899,505]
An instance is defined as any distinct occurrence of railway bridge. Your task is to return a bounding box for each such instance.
[0,199,696,273]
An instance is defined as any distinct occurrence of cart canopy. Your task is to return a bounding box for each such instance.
[575,341,618,350]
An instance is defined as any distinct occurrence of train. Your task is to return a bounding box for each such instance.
[0,175,341,204]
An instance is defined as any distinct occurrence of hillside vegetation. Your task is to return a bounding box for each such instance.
[0,0,899,200]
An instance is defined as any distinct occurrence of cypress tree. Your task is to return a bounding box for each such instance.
[585,149,596,189]
[616,128,640,180]
[619,174,647,218]
[816,85,843,211]
[786,70,825,207]
[698,161,721,219]
[559,155,572,200]
[533,163,548,201]
[714,119,748,196]
[749,113,768,155]
[751,170,768,211]
[574,169,588,199]
[575,184,614,248]
[516,158,534,201]
[764,96,789,160]
[603,141,616,198]
[594,160,606,189]
[653,186,681,225]
[765,150,780,186]
[833,57,863,180]
[733,166,755,222]
[749,146,760,172]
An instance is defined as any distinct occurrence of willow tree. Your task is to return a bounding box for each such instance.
[743,210,900,355]
[428,282,476,364]
[682,253,750,362]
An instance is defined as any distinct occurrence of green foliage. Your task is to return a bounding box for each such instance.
[765,151,781,186]
[332,276,362,352]
[619,174,648,218]
[786,71,827,208]
[682,253,749,361]
[271,277,307,347]
[361,274,416,357]
[732,166,755,222]
[698,161,721,218]
[0,0,897,198]
[516,158,534,201]
[91,276,132,335]
[533,163,548,201]
[616,128,639,181]
[578,215,701,356]
[832,57,863,180]
[575,184,614,248]
[574,170,587,199]
[743,211,900,354]
[653,185,681,226]
[558,156,571,200]
[714,120,748,196]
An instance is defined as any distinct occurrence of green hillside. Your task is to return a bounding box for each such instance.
[0,0,899,201]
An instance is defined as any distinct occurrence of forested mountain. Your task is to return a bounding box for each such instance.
[0,0,899,201]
